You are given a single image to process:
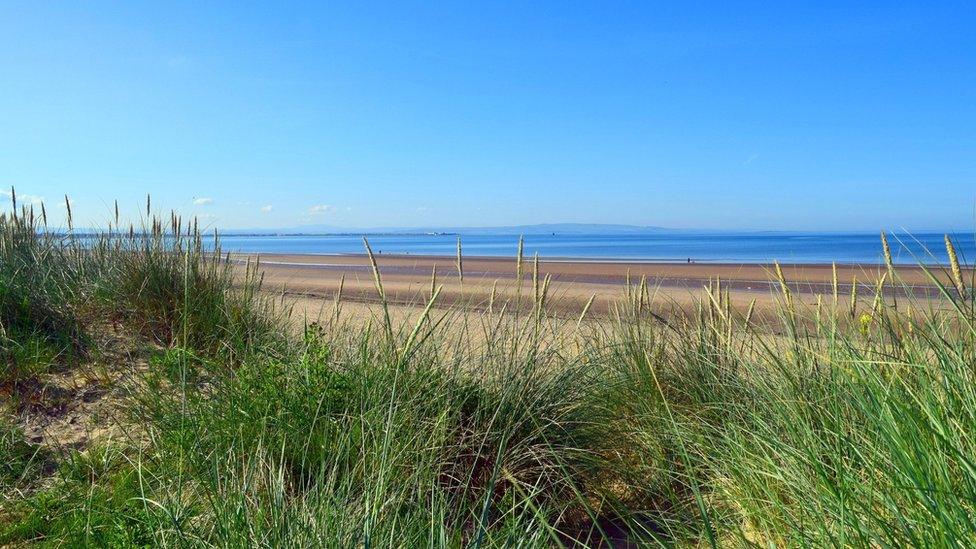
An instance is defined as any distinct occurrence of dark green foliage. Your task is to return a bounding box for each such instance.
[0,418,50,492]
[0,444,163,546]
[0,213,86,381]
[0,204,285,378]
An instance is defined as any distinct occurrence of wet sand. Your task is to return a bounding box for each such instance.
[235,253,957,319]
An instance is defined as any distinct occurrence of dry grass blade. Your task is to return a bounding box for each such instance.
[516,235,524,281]
[333,273,345,323]
[577,293,597,329]
[400,284,443,361]
[871,271,887,315]
[489,279,497,315]
[744,298,756,326]
[832,261,839,311]
[456,237,463,288]
[362,236,393,339]
[774,261,795,316]
[532,253,540,304]
[430,264,437,301]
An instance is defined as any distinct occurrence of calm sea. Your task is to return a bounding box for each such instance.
[215,232,976,265]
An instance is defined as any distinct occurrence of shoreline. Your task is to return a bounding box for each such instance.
[233,252,950,282]
[230,251,933,267]
[232,253,959,316]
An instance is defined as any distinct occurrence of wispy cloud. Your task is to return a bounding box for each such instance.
[307,204,335,215]
[193,197,214,206]
[261,204,273,213]
[743,153,760,166]
[0,190,45,205]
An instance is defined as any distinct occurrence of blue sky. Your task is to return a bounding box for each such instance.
[1,2,974,231]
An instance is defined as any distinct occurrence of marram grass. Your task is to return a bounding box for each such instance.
[2,200,976,547]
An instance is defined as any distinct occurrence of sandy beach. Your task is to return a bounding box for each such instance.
[236,253,955,319]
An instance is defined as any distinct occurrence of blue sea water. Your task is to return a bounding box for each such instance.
[215,232,976,265]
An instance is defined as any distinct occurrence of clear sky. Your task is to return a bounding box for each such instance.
[1,2,974,231]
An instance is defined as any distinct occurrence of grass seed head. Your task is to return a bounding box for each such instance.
[945,234,966,299]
